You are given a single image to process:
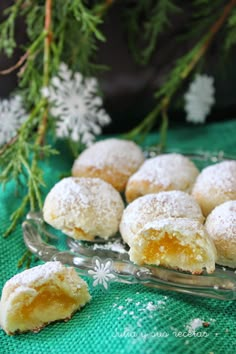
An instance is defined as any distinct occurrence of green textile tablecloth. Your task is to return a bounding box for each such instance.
[0,120,236,354]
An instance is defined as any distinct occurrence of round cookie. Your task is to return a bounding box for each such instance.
[205,200,236,268]
[72,138,145,192]
[129,218,216,274]
[0,262,90,334]
[43,177,124,241]
[120,190,204,245]
[125,153,199,203]
[192,160,236,216]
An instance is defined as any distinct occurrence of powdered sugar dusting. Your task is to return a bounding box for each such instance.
[127,153,199,191]
[72,138,144,172]
[193,161,236,192]
[206,201,236,241]
[205,200,236,267]
[44,177,90,213]
[120,191,204,244]
[43,177,124,239]
[7,262,64,287]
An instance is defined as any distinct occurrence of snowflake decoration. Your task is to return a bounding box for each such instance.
[184,74,215,124]
[88,257,115,290]
[48,63,111,146]
[0,95,27,146]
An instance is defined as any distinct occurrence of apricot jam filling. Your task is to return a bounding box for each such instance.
[143,231,204,265]
[74,227,91,239]
[17,286,76,321]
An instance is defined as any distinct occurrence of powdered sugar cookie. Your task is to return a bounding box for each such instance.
[125,153,199,203]
[120,191,204,245]
[192,160,236,216]
[72,138,145,192]
[43,177,124,241]
[0,262,90,334]
[205,201,236,268]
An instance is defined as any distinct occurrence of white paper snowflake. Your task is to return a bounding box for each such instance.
[48,63,111,146]
[88,257,115,290]
[0,95,27,146]
[184,74,215,124]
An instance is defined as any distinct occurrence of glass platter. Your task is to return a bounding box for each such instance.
[22,149,236,301]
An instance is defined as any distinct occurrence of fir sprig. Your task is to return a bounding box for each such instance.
[224,8,236,51]
[125,0,236,147]
[141,0,181,65]
[125,0,181,65]
[0,0,113,243]
[0,0,24,57]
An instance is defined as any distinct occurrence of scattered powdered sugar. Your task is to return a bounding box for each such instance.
[186,318,204,332]
[72,138,144,172]
[146,302,158,311]
[186,318,211,333]
[114,295,168,326]
[92,240,128,254]
[127,153,199,191]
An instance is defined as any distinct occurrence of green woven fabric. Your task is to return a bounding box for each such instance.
[0,120,236,354]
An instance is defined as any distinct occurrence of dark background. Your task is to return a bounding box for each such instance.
[1,1,236,133]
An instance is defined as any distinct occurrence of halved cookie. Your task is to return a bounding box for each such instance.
[0,262,90,334]
[120,191,204,245]
[129,218,216,274]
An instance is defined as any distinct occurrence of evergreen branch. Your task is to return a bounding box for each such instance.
[126,0,236,147]
[17,250,35,269]
[0,0,55,238]
[0,0,24,57]
[0,51,28,75]
[159,98,169,150]
[63,0,112,74]
[181,0,236,79]
[3,195,29,238]
[37,0,53,146]
[0,29,47,75]
[70,0,106,42]
[224,8,236,51]
[141,0,181,65]
[123,104,161,141]
[125,0,181,65]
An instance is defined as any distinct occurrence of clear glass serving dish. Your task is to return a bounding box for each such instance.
[22,149,236,301]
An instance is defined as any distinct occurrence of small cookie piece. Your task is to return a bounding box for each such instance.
[43,177,124,241]
[125,153,199,203]
[129,218,216,274]
[192,160,236,216]
[0,262,90,334]
[120,191,204,245]
[205,201,236,268]
[72,138,145,192]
